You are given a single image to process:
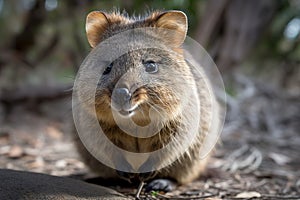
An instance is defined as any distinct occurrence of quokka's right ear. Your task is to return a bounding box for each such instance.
[86,11,109,48]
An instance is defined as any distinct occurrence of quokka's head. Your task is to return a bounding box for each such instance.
[82,10,196,126]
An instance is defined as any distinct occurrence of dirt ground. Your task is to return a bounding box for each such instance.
[0,71,299,200]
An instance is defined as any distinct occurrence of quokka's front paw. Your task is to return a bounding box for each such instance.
[145,179,176,192]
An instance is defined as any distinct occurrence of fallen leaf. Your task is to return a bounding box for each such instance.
[27,157,45,169]
[0,145,10,155]
[46,126,62,139]
[8,145,23,158]
[235,191,261,198]
[55,159,67,168]
[269,152,291,165]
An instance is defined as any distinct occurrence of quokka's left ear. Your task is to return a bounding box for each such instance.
[151,10,188,47]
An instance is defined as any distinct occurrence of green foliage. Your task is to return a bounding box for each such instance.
[253,0,300,64]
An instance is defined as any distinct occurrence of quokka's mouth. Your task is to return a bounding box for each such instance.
[118,109,135,118]
[115,104,138,118]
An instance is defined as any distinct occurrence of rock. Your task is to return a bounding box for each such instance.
[0,169,130,200]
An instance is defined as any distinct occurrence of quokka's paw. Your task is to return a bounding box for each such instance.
[145,179,176,192]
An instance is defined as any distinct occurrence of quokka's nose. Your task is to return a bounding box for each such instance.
[113,87,132,107]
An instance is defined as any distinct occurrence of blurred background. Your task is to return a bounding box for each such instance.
[0,0,299,198]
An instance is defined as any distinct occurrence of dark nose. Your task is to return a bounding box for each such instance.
[113,88,132,107]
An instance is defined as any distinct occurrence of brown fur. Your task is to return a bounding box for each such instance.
[75,10,220,184]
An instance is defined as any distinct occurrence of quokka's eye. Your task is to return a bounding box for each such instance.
[143,60,158,73]
[103,62,113,75]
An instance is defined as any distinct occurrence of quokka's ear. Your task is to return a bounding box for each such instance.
[86,11,109,48]
[153,11,188,47]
